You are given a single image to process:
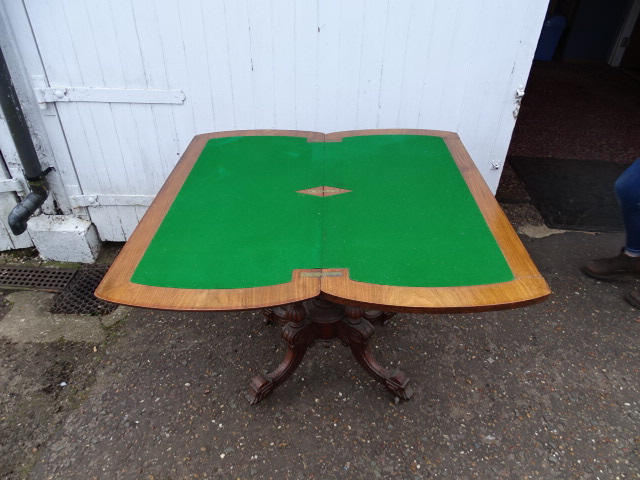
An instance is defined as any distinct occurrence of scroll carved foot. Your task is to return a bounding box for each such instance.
[340,306,414,400]
[249,300,412,403]
[247,303,313,404]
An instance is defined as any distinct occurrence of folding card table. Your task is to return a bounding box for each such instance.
[96,129,550,403]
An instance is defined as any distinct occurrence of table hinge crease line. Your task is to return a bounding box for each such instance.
[300,271,343,278]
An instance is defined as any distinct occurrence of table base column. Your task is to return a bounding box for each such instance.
[246,298,413,404]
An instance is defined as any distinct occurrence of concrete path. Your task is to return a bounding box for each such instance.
[0,290,127,343]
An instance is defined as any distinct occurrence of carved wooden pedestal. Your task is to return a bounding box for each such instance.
[246,298,413,404]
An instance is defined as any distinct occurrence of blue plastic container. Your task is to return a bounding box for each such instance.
[534,15,567,61]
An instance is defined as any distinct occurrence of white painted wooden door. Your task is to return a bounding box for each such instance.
[6,0,548,242]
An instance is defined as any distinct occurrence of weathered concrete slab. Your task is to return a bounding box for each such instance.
[0,290,128,343]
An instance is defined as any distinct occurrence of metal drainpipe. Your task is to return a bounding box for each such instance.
[0,46,53,235]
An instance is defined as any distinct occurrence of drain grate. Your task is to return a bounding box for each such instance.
[0,265,77,292]
[50,264,117,316]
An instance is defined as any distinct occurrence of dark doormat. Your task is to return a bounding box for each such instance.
[508,156,629,232]
[50,264,117,316]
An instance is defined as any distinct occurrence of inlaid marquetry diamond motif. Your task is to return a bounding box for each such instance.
[296,186,351,197]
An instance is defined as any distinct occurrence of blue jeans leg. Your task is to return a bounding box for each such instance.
[615,158,640,253]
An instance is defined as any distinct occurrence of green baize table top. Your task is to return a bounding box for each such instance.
[131,134,513,290]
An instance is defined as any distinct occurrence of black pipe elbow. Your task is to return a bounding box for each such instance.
[2,46,53,236]
[8,182,48,235]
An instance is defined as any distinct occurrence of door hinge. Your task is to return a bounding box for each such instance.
[513,84,525,119]
[69,194,155,209]
[33,86,185,109]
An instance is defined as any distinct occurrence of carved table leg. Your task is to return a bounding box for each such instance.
[261,306,288,326]
[249,299,412,404]
[246,303,313,404]
[339,306,414,400]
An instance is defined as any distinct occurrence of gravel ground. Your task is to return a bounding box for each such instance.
[1,228,640,479]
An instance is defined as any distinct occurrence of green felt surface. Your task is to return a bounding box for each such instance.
[131,135,514,289]
[132,136,323,289]
[322,136,513,286]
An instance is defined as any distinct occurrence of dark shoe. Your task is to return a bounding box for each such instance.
[625,291,640,309]
[581,249,640,281]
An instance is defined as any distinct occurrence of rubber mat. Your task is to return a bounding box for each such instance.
[50,264,117,315]
[508,156,629,232]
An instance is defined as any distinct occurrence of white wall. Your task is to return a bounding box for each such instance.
[3,0,548,242]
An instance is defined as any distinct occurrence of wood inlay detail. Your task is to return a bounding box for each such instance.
[297,186,351,197]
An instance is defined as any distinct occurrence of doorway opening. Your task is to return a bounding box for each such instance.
[498,0,640,232]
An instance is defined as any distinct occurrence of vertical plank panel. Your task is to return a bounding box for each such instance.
[354,2,387,129]
[333,0,365,131]
[247,0,276,129]
[25,0,119,239]
[201,0,236,131]
[416,1,463,130]
[483,0,548,191]
[105,1,173,227]
[24,0,80,85]
[315,0,342,131]
[154,1,196,154]
[457,0,535,188]
[63,2,141,238]
[25,0,114,195]
[224,0,255,129]
[177,1,216,134]
[104,1,165,192]
[129,0,181,178]
[270,0,297,129]
[396,0,435,127]
[26,0,100,201]
[375,0,412,127]
[71,2,139,240]
[432,1,483,130]
[293,2,318,130]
